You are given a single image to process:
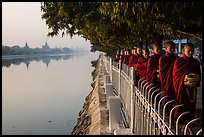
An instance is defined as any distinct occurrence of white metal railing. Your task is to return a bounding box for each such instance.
[102,55,202,135]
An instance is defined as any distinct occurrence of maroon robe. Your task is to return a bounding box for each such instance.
[135,56,149,79]
[146,53,161,86]
[120,55,125,63]
[114,58,120,62]
[122,54,131,65]
[159,52,177,100]
[172,54,201,122]
[128,53,140,68]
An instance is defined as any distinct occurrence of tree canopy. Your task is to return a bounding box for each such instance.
[41,2,202,54]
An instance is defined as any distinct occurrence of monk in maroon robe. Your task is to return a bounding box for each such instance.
[120,54,125,64]
[128,47,142,68]
[114,54,120,62]
[146,42,162,87]
[159,41,178,115]
[119,50,125,63]
[122,49,131,65]
[172,43,201,123]
[159,41,177,101]
[135,49,150,80]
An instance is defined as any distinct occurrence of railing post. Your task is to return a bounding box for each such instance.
[184,118,200,135]
[130,67,135,132]
[110,58,112,82]
[196,129,202,135]
[109,96,122,131]
[118,60,121,97]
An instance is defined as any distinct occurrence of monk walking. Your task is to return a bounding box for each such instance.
[122,48,131,65]
[172,43,201,123]
[119,50,125,64]
[135,48,150,80]
[128,46,142,68]
[146,42,162,87]
[159,41,178,114]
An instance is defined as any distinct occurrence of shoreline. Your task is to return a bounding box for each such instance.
[71,56,112,135]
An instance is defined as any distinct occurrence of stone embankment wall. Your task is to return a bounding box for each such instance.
[71,56,112,135]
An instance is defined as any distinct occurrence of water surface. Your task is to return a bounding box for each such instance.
[2,52,100,135]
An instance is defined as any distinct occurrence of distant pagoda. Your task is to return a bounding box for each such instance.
[24,41,30,49]
[42,41,50,49]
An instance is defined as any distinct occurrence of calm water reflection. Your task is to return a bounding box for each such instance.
[2,52,100,135]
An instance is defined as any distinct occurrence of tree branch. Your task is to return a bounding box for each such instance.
[146,17,202,40]
[175,30,202,41]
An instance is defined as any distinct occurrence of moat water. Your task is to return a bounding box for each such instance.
[2,51,101,135]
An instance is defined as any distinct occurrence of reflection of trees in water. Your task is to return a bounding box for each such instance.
[42,57,51,68]
[2,53,85,68]
[24,61,30,69]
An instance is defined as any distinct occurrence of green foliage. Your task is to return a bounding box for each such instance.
[41,2,202,54]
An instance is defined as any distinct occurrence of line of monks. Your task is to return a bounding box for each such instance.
[114,41,201,124]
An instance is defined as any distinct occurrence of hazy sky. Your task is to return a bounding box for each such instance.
[2,2,91,49]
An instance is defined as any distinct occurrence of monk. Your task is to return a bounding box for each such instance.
[122,49,131,65]
[159,41,178,115]
[119,50,125,63]
[146,42,162,87]
[128,46,142,68]
[135,48,150,80]
[172,43,201,123]
[114,54,120,62]
[159,41,177,100]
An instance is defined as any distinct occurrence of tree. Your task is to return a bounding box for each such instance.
[41,2,202,54]
[98,2,202,45]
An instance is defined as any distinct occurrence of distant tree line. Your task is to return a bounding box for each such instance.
[2,45,71,55]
